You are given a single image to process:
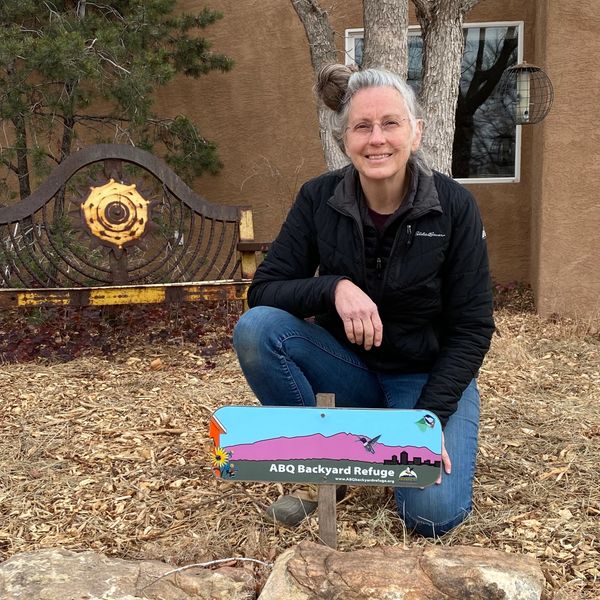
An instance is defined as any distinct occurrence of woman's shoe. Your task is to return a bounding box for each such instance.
[264,485,348,527]
[264,494,318,526]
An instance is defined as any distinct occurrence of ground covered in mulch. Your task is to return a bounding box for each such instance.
[0,290,598,599]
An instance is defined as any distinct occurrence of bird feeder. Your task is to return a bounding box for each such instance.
[498,62,554,125]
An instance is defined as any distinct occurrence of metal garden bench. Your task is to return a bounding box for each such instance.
[0,145,268,308]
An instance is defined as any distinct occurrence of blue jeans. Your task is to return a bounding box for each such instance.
[233,306,480,538]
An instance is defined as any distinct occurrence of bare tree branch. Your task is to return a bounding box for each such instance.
[0,157,19,175]
[94,51,131,74]
[290,0,338,71]
[411,0,431,22]
[140,558,273,592]
[461,0,481,14]
[290,0,348,170]
[43,1,61,21]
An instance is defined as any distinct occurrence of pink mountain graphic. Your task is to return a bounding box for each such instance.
[226,432,439,463]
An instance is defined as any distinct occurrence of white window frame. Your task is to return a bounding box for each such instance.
[344,22,525,185]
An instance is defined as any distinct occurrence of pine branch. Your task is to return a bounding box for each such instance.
[1,0,231,183]
[0,148,59,165]
[0,157,18,175]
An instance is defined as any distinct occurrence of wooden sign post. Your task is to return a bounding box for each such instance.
[209,397,442,549]
[316,393,337,548]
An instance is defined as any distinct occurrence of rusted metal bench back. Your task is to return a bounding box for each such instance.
[0,145,264,308]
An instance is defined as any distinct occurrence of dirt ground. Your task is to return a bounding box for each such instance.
[0,294,598,599]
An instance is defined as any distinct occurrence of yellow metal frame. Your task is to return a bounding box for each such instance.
[0,280,250,308]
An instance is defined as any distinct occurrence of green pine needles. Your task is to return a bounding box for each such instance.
[0,0,233,200]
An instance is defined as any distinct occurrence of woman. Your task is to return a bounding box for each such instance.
[233,64,495,537]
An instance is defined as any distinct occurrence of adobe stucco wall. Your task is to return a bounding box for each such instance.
[531,1,600,317]
[156,1,600,316]
[154,0,325,236]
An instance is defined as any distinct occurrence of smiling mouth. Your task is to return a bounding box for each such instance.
[366,153,392,160]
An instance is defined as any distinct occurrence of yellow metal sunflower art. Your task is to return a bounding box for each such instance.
[81,179,149,249]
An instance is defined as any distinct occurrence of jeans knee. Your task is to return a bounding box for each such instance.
[233,306,274,351]
[395,490,472,538]
[232,309,252,350]
[402,507,471,538]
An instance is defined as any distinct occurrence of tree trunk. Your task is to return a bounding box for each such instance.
[412,0,482,175]
[362,0,409,77]
[6,60,31,201]
[12,113,31,201]
[316,105,349,170]
[290,0,349,170]
[291,0,483,175]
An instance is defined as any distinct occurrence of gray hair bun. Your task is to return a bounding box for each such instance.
[315,63,355,112]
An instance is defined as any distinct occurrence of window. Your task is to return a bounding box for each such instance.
[345,23,523,183]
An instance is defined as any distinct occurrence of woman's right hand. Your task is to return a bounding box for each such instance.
[334,279,383,350]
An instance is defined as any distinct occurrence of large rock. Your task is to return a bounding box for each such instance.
[0,548,255,600]
[0,544,545,599]
[258,541,545,600]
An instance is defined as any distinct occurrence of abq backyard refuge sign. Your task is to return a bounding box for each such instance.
[209,406,442,488]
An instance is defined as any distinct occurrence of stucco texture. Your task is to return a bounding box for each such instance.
[154,0,326,238]
[531,1,600,317]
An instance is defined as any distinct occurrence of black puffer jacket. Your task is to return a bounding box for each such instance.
[248,164,495,426]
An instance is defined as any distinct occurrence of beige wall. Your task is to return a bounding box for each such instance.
[155,1,598,316]
[155,0,325,232]
[530,1,600,318]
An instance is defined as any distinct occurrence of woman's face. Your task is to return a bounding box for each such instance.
[343,87,422,188]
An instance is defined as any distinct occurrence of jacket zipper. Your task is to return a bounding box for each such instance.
[379,221,416,290]
[332,202,419,289]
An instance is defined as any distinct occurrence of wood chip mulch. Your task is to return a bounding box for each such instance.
[0,294,598,599]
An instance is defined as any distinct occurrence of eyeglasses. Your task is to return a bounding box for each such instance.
[345,118,410,138]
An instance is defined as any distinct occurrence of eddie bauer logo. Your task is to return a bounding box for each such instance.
[415,231,446,238]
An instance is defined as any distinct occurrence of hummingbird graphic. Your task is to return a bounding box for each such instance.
[356,434,381,453]
[416,414,436,432]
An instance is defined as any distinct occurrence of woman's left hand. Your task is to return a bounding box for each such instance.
[436,433,451,485]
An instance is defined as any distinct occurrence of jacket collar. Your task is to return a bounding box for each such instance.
[328,160,442,221]
[327,165,362,222]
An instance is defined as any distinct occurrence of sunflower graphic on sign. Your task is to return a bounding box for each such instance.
[212,446,235,479]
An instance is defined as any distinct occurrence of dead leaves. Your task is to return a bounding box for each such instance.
[0,302,598,599]
[538,465,571,482]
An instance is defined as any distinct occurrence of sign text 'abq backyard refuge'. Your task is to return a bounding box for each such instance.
[209,406,442,488]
